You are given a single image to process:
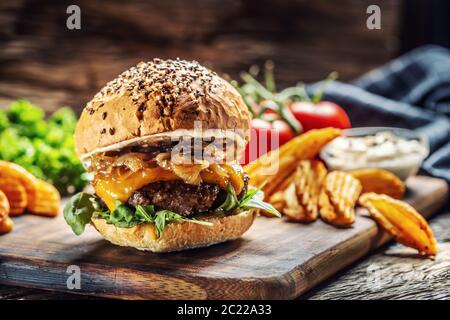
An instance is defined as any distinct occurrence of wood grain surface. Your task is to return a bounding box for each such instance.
[304,211,450,300]
[0,176,447,299]
[2,210,450,300]
[0,0,402,112]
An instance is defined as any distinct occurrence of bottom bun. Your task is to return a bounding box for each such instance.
[91,209,256,252]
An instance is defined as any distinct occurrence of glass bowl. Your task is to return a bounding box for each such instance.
[320,127,429,181]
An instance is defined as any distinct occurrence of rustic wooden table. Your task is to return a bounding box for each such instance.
[304,207,450,300]
[0,0,446,301]
[1,206,449,300]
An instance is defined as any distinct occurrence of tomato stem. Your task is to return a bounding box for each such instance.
[240,72,270,99]
[241,72,301,133]
[249,64,260,77]
[264,60,276,93]
[278,83,311,102]
[232,80,257,117]
[312,71,338,103]
[277,101,302,133]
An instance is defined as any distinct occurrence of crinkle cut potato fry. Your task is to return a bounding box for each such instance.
[283,160,327,222]
[273,173,295,195]
[350,168,405,199]
[0,190,13,234]
[269,190,287,212]
[0,160,38,211]
[245,128,341,198]
[0,177,28,216]
[319,171,362,227]
[264,174,295,216]
[359,193,437,256]
[28,179,61,217]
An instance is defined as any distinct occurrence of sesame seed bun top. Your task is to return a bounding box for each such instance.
[74,59,251,158]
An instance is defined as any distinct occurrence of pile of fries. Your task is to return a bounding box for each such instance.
[245,128,437,256]
[0,160,60,234]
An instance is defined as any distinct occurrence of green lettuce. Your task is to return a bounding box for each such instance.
[219,183,281,217]
[63,183,280,237]
[63,192,100,235]
[63,193,214,238]
[0,100,86,195]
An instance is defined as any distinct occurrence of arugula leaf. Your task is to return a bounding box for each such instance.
[217,182,281,217]
[153,210,213,237]
[158,210,185,222]
[239,180,268,207]
[110,202,135,224]
[135,205,155,222]
[64,183,280,239]
[63,192,101,235]
[97,201,139,228]
[84,202,213,238]
[217,184,239,212]
[239,189,281,217]
[154,210,168,237]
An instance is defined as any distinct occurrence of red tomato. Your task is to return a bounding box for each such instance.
[241,119,294,165]
[271,119,295,145]
[251,118,273,130]
[289,101,351,132]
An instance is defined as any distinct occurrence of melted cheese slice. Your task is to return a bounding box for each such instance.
[93,164,244,210]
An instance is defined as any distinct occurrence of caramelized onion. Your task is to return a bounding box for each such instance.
[155,152,172,170]
[91,150,240,188]
[114,153,149,172]
[156,152,211,184]
[208,164,228,178]
[172,162,209,185]
[91,153,152,176]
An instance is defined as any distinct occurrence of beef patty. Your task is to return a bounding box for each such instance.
[128,176,248,217]
[128,181,224,216]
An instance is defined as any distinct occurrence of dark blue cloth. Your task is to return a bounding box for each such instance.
[315,45,450,183]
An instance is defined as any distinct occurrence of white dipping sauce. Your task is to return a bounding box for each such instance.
[322,131,428,180]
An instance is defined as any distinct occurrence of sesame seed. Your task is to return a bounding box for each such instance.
[90,59,218,116]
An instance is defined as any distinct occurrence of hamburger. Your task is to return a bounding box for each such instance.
[63,58,279,252]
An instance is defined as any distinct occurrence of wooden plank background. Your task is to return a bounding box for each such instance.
[0,0,402,113]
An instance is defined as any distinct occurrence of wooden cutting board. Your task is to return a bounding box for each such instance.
[0,176,447,299]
